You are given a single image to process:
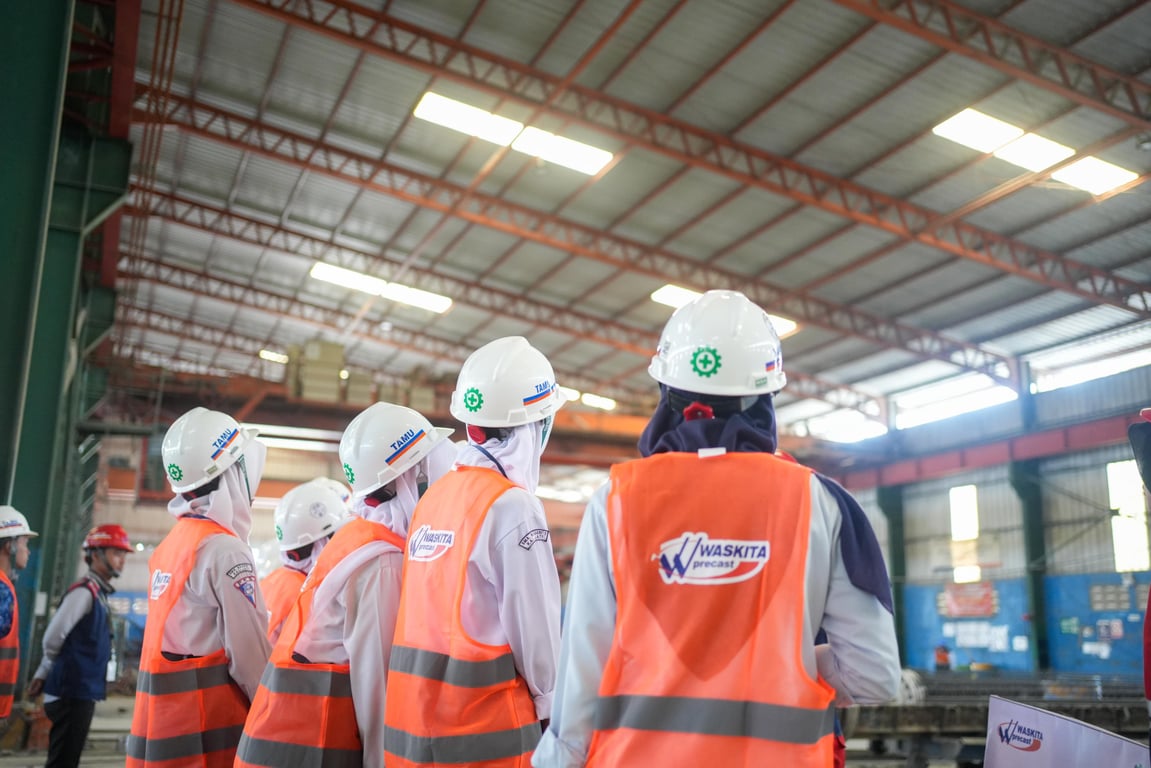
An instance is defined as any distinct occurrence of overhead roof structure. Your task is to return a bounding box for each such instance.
[111,0,1151,456]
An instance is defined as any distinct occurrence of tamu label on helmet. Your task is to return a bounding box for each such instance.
[408,524,455,561]
[150,569,172,600]
[210,427,239,460]
[386,428,426,465]
[522,381,556,405]
[655,532,770,585]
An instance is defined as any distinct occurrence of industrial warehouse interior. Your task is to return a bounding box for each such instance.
[3,0,1151,765]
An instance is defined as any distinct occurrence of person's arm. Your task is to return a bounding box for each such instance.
[31,586,94,685]
[205,539,272,701]
[812,479,901,706]
[532,483,616,768]
[344,553,403,768]
[488,489,562,721]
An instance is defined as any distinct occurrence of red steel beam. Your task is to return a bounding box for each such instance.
[123,197,887,415]
[831,0,1151,130]
[135,95,1020,384]
[840,412,1146,490]
[230,0,1151,319]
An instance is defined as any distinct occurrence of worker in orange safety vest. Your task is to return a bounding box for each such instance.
[534,291,901,767]
[126,407,271,767]
[236,402,456,767]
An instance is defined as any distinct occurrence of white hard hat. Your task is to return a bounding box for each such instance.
[273,480,348,551]
[0,506,38,539]
[310,476,352,509]
[340,403,453,499]
[449,336,566,427]
[161,407,259,493]
[649,290,786,396]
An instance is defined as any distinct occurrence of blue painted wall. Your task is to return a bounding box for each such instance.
[1044,572,1149,678]
[903,579,1035,672]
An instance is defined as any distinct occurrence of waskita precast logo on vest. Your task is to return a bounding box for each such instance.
[655,532,770,585]
[997,720,1043,752]
[150,570,172,599]
[408,524,455,561]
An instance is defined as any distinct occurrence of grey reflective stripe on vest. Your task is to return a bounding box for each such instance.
[136,663,233,695]
[0,647,18,660]
[236,734,362,768]
[0,683,13,697]
[126,724,244,761]
[389,645,517,688]
[258,664,353,697]
[594,694,836,745]
[384,723,540,764]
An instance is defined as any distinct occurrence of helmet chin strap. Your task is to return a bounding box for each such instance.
[96,549,121,579]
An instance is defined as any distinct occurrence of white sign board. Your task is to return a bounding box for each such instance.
[985,696,1148,767]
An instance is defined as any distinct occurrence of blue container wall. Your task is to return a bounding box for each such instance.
[902,579,1035,672]
[1044,572,1149,678]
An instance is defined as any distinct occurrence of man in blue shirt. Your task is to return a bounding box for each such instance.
[28,525,133,768]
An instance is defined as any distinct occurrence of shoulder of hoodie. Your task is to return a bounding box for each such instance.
[194,530,257,572]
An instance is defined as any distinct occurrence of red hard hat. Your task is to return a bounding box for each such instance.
[84,524,133,552]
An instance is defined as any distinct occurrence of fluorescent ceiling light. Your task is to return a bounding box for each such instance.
[993,133,1074,172]
[413,92,523,146]
[932,108,1022,153]
[511,126,613,175]
[310,262,452,314]
[259,436,340,453]
[650,283,799,338]
[247,424,344,441]
[580,392,617,411]
[1052,156,1139,195]
[558,386,581,402]
[258,349,289,364]
[339,369,349,380]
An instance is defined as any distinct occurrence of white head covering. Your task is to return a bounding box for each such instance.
[455,420,547,493]
[167,439,268,545]
[354,437,458,538]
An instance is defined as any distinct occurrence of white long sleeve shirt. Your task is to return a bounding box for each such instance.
[532,475,901,768]
[292,538,404,768]
[161,532,271,702]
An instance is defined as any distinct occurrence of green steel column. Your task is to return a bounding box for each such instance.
[0,0,74,503]
[1010,459,1049,671]
[877,484,907,666]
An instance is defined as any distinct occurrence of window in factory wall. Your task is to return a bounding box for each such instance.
[1108,460,1149,573]
[950,484,980,583]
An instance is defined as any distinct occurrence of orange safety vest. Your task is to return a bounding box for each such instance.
[236,517,404,768]
[259,566,305,642]
[0,570,19,718]
[586,452,836,767]
[384,467,541,768]
[126,517,251,767]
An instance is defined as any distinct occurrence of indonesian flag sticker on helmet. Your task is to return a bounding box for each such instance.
[649,290,787,397]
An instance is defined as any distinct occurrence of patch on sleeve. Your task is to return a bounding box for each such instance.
[518,528,550,550]
[233,574,258,606]
[226,563,254,580]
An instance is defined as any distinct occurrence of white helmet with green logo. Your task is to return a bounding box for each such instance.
[449,336,566,427]
[339,402,453,499]
[648,290,786,396]
[161,407,259,493]
[273,480,348,551]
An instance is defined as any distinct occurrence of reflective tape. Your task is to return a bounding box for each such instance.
[236,734,361,768]
[126,724,244,761]
[258,665,353,698]
[0,683,13,697]
[389,646,517,689]
[384,722,540,764]
[136,663,233,695]
[0,647,19,660]
[594,694,835,744]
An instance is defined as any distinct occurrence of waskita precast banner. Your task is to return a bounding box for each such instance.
[985,696,1148,767]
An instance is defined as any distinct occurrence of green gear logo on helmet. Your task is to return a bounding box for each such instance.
[167,464,184,482]
[275,524,283,541]
[690,346,722,378]
[343,463,355,485]
[463,387,484,413]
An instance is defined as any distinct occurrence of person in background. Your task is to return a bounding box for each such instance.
[236,402,455,767]
[28,525,133,768]
[534,290,901,767]
[126,406,272,767]
[934,643,952,672]
[0,506,36,725]
[260,479,348,643]
[385,336,566,768]
[1129,408,1151,758]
